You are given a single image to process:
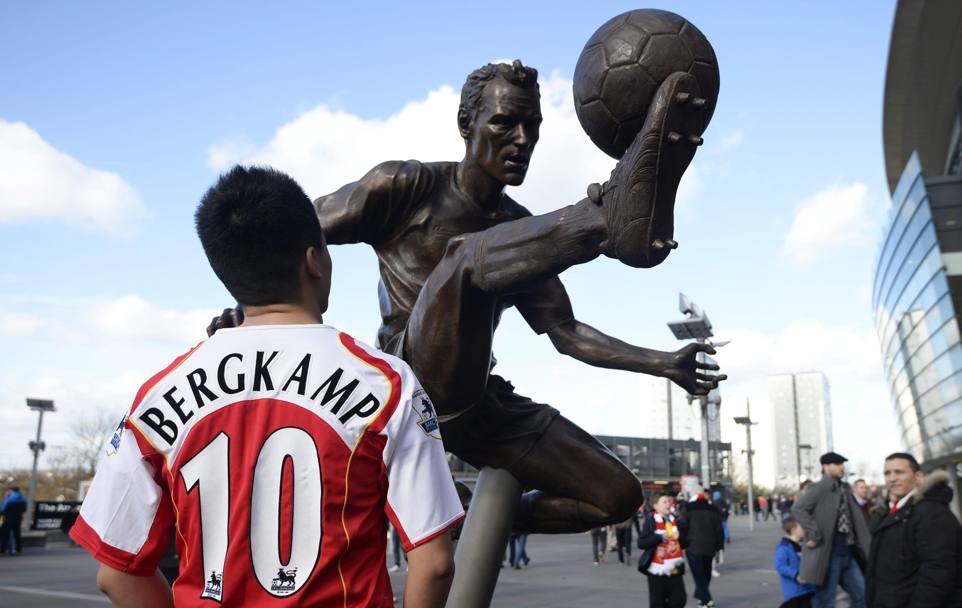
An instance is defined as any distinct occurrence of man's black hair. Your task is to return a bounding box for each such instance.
[459,60,539,132]
[195,166,323,306]
[884,452,921,473]
[11,486,19,492]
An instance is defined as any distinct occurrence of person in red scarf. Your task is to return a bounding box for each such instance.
[637,492,688,607]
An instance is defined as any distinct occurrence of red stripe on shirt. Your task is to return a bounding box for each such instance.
[337,333,402,433]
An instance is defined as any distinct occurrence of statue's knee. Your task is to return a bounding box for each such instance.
[600,473,643,522]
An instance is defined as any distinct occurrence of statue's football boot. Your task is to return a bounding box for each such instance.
[590,71,707,268]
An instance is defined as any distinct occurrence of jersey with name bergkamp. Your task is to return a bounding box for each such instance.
[71,324,464,607]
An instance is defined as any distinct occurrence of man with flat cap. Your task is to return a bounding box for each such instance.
[791,452,871,608]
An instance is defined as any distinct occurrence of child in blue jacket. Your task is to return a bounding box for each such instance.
[774,517,816,607]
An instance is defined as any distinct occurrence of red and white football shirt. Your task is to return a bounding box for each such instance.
[71,324,464,607]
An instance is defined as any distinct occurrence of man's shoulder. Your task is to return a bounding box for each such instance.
[365,159,452,190]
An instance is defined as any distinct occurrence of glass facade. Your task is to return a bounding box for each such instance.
[873,153,962,461]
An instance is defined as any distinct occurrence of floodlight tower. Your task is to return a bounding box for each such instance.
[667,293,723,489]
[25,398,55,531]
[734,399,759,532]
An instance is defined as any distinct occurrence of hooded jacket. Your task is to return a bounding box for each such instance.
[774,536,817,601]
[678,497,724,557]
[865,470,962,608]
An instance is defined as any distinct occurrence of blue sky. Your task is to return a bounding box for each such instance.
[1,1,900,484]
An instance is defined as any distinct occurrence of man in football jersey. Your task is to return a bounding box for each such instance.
[314,60,722,532]
[73,167,463,607]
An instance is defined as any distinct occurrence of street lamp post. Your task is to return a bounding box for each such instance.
[25,398,55,531]
[667,293,723,489]
[734,399,758,532]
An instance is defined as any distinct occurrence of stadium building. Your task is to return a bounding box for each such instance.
[872,0,962,515]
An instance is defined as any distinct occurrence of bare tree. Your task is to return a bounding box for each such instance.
[67,410,119,477]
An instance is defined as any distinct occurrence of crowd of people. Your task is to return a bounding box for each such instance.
[573,449,962,608]
[775,451,962,608]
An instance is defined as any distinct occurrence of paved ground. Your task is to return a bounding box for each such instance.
[0,516,827,607]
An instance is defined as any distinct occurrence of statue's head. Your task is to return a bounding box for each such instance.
[458,60,541,187]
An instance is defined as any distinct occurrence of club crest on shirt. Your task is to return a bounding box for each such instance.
[106,416,126,457]
[271,567,298,596]
[412,389,440,439]
[202,570,223,601]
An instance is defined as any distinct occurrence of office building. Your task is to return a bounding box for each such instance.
[768,372,833,488]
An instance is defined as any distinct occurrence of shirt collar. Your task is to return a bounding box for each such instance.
[892,489,917,512]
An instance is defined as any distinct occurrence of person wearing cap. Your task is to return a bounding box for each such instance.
[791,452,871,608]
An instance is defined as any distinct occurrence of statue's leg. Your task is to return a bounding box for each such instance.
[401,200,606,409]
[510,413,643,533]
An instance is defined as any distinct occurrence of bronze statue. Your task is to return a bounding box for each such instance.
[211,10,722,534]
[311,56,722,532]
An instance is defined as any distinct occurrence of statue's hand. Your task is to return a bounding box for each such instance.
[664,342,726,396]
[206,306,244,337]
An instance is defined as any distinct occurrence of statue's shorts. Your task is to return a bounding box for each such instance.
[436,374,561,476]
[382,329,560,476]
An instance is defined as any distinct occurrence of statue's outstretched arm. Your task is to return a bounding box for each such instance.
[516,277,724,396]
[548,319,723,396]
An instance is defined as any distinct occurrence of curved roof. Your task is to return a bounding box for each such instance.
[883,0,962,194]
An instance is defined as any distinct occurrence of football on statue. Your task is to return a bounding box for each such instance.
[573,9,720,159]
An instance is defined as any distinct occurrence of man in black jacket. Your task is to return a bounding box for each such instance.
[678,478,725,608]
[866,452,962,608]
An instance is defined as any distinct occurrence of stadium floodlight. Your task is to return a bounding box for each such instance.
[666,293,721,488]
[25,398,55,530]
[733,400,759,532]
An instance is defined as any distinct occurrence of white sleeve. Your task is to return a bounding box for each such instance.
[70,421,174,574]
[383,378,464,551]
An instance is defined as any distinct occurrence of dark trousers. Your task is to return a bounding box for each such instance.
[779,593,813,608]
[510,533,528,568]
[391,527,402,568]
[615,527,632,563]
[646,573,686,607]
[686,551,714,604]
[590,528,607,561]
[0,521,22,554]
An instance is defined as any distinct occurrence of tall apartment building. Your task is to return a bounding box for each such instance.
[642,376,722,443]
[768,372,833,488]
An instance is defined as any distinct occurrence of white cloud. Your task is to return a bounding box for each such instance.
[0,119,147,236]
[88,296,218,344]
[720,319,882,383]
[207,85,465,200]
[719,130,743,150]
[781,183,883,264]
[0,372,143,469]
[207,70,710,217]
[0,311,41,336]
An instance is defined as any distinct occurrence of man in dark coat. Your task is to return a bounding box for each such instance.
[865,452,962,608]
[791,452,870,608]
[677,478,724,608]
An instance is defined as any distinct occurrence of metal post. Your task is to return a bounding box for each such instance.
[666,378,673,476]
[699,395,711,489]
[25,409,46,531]
[735,400,756,532]
[791,374,802,487]
[745,400,755,532]
[448,467,523,608]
